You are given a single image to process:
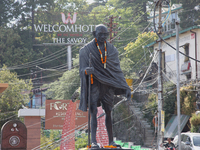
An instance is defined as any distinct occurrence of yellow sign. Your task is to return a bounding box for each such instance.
[161,110,165,132]
[126,79,133,98]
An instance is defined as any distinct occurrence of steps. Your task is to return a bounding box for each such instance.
[128,101,157,147]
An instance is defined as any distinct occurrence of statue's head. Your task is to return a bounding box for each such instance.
[93,24,109,43]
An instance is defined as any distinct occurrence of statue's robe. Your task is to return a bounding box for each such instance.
[79,39,130,112]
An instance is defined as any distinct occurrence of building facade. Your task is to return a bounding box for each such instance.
[146,26,200,83]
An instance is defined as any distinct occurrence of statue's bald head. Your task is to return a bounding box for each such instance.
[93,24,109,43]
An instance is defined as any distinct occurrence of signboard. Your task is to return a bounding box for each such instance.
[1,120,27,150]
[161,110,165,132]
[34,12,96,44]
[45,100,88,129]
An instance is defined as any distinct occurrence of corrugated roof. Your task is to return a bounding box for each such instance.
[164,114,190,138]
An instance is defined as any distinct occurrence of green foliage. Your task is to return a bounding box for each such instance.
[120,57,137,79]
[0,27,32,67]
[123,32,157,73]
[144,82,177,126]
[163,82,177,125]
[179,85,196,116]
[143,93,158,124]
[190,113,200,133]
[44,55,80,100]
[178,0,200,29]
[0,0,22,27]
[41,129,61,150]
[75,133,88,150]
[0,65,32,127]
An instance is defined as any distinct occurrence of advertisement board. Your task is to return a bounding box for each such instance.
[45,100,88,129]
[34,12,96,44]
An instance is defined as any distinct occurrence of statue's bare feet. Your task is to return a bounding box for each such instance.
[91,142,100,149]
[109,141,122,148]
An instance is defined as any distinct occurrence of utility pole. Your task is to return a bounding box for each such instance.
[67,45,72,70]
[105,16,119,43]
[157,0,164,149]
[31,0,35,44]
[176,20,181,150]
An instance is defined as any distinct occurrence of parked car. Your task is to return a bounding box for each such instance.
[173,132,200,150]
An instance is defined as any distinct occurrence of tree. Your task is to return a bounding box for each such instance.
[41,129,61,149]
[44,54,80,100]
[0,0,22,27]
[120,57,137,79]
[190,113,200,133]
[179,85,196,116]
[75,133,88,150]
[107,0,150,53]
[0,27,33,68]
[123,31,157,73]
[0,65,32,127]
[178,0,200,29]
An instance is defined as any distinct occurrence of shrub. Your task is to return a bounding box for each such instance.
[190,113,200,132]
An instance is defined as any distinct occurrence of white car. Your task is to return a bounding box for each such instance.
[173,132,200,150]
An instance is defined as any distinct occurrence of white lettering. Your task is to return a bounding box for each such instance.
[62,38,65,43]
[67,38,71,43]
[82,25,89,32]
[89,25,95,32]
[57,38,62,43]
[48,24,52,32]
[83,38,87,43]
[52,38,56,43]
[34,24,43,32]
[59,25,66,32]
[66,25,74,32]
[75,25,81,32]
[52,38,87,44]
[50,103,54,110]
[44,24,48,32]
[52,24,59,32]
[34,24,95,33]
[62,103,68,110]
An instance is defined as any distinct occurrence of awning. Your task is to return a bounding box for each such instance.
[164,114,190,138]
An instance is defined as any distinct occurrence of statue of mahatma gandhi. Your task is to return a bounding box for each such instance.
[79,24,131,148]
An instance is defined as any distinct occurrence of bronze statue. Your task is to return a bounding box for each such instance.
[79,24,131,148]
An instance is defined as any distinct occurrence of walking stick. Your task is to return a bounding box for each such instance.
[88,53,92,147]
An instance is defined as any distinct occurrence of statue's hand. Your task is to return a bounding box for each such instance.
[126,89,131,101]
[85,67,94,75]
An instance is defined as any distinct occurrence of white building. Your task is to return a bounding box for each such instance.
[146,25,200,83]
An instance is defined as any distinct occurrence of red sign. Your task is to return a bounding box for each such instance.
[191,33,195,39]
[45,100,88,129]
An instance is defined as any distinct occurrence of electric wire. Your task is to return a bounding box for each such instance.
[5,47,68,70]
[153,0,200,63]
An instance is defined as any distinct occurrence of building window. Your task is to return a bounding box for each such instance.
[184,44,189,62]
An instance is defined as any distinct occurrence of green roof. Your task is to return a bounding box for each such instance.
[145,25,200,48]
